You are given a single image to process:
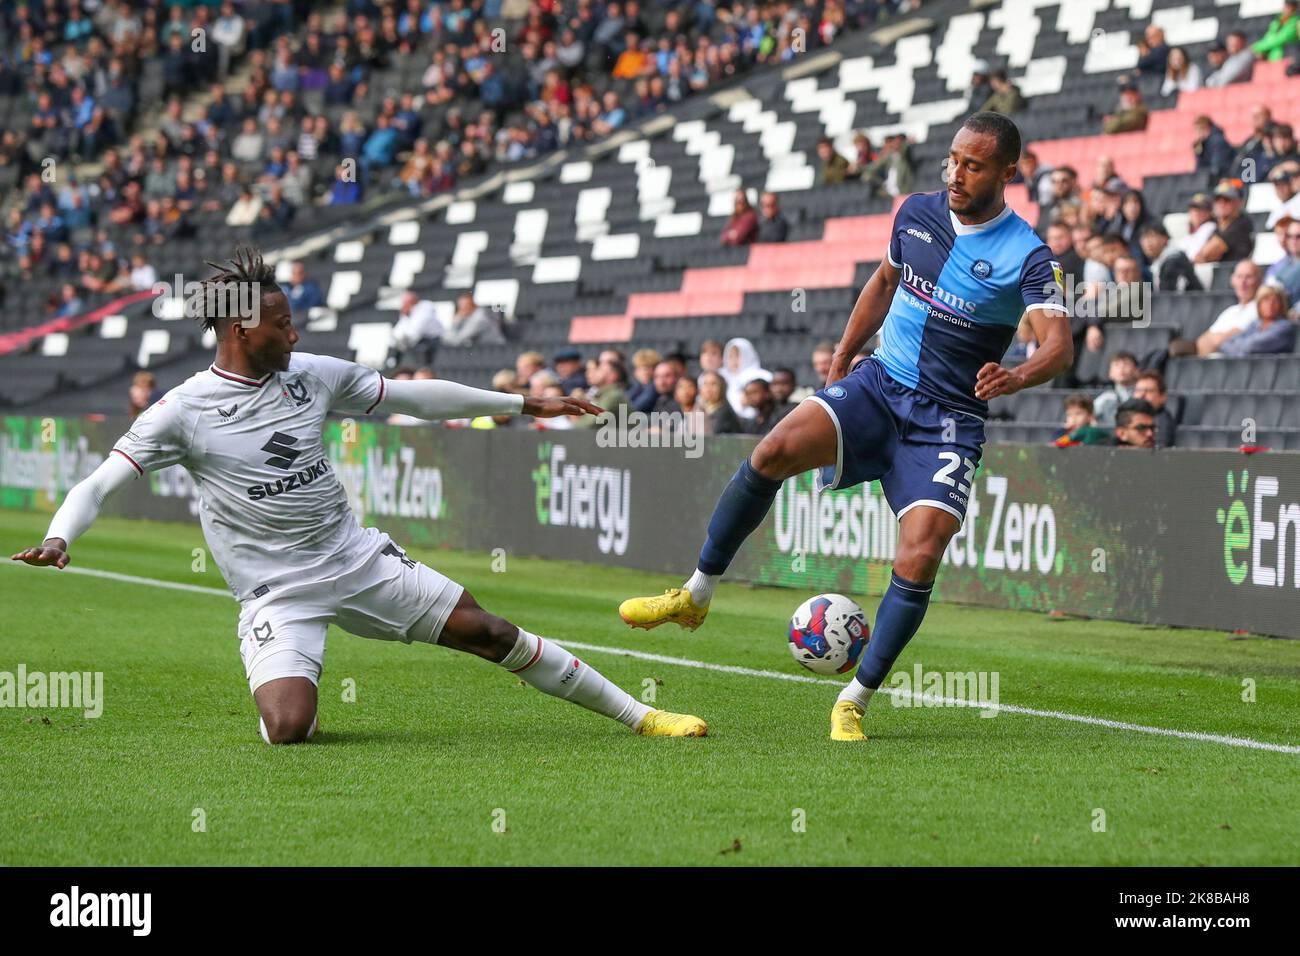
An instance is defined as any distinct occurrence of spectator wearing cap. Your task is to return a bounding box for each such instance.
[1086,176,1124,234]
[1162,47,1202,95]
[1135,25,1170,76]
[1266,163,1300,229]
[1197,260,1263,355]
[757,191,789,243]
[1192,115,1234,179]
[1133,370,1178,448]
[553,348,587,392]
[1220,285,1297,356]
[1205,32,1254,87]
[1251,1,1299,62]
[1180,192,1218,260]
[1265,219,1300,303]
[1195,181,1253,264]
[983,69,1027,114]
[1140,224,1201,292]
[1102,83,1148,134]
[720,189,759,246]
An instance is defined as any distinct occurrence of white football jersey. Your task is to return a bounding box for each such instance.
[113,352,391,602]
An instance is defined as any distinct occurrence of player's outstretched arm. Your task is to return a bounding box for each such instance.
[378,376,604,420]
[9,452,138,569]
[974,308,1074,400]
[829,259,901,385]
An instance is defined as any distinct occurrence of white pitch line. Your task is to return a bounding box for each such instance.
[8,562,1299,755]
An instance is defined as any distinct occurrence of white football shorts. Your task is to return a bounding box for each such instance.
[236,535,464,693]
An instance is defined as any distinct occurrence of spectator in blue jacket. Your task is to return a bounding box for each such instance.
[361,115,399,175]
[286,261,324,318]
[1192,115,1234,179]
[1220,285,1297,355]
[330,164,363,205]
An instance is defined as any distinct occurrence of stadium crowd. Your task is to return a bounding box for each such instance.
[1,0,924,323]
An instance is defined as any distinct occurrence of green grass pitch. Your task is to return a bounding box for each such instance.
[2,508,1298,866]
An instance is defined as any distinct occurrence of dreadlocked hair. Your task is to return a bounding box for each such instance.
[193,245,281,334]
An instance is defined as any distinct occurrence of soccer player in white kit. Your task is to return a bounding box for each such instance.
[11,248,708,743]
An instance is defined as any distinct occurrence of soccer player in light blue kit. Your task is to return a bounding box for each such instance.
[620,113,1075,740]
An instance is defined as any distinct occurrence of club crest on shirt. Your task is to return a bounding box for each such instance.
[971,259,993,279]
[1051,260,1065,290]
[283,379,310,407]
[825,385,847,399]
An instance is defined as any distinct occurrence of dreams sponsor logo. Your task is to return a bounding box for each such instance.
[900,261,977,321]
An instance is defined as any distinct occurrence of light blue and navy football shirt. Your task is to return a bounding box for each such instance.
[872,190,1068,417]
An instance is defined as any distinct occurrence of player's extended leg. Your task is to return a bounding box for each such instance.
[830,506,959,741]
[435,589,707,736]
[619,400,838,631]
[254,676,320,744]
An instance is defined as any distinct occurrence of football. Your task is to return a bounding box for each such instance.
[788,594,870,675]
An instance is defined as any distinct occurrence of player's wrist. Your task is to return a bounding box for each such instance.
[42,536,68,552]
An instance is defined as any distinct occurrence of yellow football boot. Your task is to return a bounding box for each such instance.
[829,700,867,741]
[636,710,709,737]
[618,588,709,631]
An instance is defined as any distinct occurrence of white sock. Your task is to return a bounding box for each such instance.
[501,628,651,729]
[836,680,876,711]
[259,713,318,744]
[684,568,717,606]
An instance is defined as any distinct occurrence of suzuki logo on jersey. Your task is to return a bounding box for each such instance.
[906,228,933,243]
[247,458,331,500]
[900,261,977,316]
[283,380,310,406]
[261,431,302,469]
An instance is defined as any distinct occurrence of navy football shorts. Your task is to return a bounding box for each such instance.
[807,357,985,526]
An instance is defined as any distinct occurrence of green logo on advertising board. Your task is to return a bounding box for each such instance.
[531,442,552,525]
[1215,470,1250,585]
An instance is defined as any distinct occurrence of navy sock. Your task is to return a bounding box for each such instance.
[852,572,934,690]
[697,457,783,576]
